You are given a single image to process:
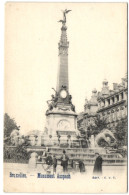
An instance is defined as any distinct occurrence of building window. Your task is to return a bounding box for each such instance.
[116,95,119,102]
[121,92,124,100]
[112,97,114,103]
[107,99,110,105]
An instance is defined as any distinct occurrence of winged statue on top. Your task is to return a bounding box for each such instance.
[58,9,72,24]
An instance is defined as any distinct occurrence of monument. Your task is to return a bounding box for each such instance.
[27,10,126,169]
[44,9,78,146]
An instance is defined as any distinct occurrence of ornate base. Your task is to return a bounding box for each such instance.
[41,130,79,148]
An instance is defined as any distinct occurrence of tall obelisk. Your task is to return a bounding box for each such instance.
[45,10,78,138]
[57,12,69,92]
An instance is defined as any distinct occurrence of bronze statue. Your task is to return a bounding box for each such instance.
[58,9,72,24]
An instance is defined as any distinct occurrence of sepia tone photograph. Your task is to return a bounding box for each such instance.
[4,2,127,193]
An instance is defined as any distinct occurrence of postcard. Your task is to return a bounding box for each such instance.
[4,2,127,193]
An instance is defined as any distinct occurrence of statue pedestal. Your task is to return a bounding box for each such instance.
[41,130,77,148]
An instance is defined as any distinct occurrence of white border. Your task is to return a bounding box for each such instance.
[0,1,128,195]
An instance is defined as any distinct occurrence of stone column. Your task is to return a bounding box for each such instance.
[28,152,38,169]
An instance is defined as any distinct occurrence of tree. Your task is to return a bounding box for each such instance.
[4,143,31,163]
[4,113,20,138]
[114,117,127,146]
[87,115,108,138]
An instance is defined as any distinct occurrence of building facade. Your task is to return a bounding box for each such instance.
[97,77,127,130]
[77,76,128,133]
[77,89,98,132]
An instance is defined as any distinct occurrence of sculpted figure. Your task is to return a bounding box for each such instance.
[58,9,72,24]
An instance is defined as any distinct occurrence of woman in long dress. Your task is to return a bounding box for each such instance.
[93,153,103,174]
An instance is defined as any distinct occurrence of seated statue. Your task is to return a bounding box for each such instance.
[71,104,75,112]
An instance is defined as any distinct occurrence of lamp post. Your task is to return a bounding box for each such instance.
[58,135,61,147]
[49,135,52,146]
[67,135,71,148]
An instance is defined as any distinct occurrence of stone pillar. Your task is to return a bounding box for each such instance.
[28,152,38,169]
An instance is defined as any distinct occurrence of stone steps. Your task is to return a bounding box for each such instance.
[27,146,127,166]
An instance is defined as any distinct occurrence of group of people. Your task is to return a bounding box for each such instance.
[38,148,103,175]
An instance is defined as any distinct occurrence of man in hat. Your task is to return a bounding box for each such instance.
[52,155,57,174]
[93,153,103,174]
[60,150,69,173]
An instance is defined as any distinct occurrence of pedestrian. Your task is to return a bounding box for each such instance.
[52,155,57,174]
[93,153,103,175]
[78,160,86,173]
[60,150,69,173]
[43,152,53,173]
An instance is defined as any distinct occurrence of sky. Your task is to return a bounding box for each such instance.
[4,2,127,135]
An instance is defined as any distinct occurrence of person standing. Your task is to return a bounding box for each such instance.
[78,160,86,173]
[60,150,69,173]
[93,153,103,174]
[43,152,53,173]
[52,155,57,174]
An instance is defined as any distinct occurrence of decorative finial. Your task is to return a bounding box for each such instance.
[58,9,72,24]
